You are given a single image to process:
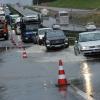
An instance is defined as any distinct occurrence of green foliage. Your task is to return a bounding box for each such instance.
[48,0,100,9]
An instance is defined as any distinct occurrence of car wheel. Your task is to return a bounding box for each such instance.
[65,44,69,48]
[39,41,42,45]
[46,47,50,51]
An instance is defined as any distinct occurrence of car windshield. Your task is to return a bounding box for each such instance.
[47,30,65,38]
[79,32,100,42]
[38,28,53,35]
[25,24,38,31]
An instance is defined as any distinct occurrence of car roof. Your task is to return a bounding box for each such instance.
[38,28,52,31]
[46,30,64,35]
[79,31,100,35]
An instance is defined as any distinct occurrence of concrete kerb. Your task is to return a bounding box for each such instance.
[70,83,95,100]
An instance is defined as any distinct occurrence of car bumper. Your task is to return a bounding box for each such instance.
[22,37,33,42]
[46,43,68,48]
[81,49,100,55]
[0,33,8,38]
[39,39,43,43]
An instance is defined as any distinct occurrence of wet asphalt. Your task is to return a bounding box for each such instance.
[1,37,100,100]
[0,15,100,100]
[0,45,85,100]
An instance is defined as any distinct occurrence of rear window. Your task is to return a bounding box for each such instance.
[38,28,53,35]
[79,32,100,42]
[47,30,65,38]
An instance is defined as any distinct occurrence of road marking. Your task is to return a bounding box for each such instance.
[77,89,94,100]
[70,85,95,100]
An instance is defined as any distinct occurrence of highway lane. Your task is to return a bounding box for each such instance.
[1,28,100,99]
[0,5,100,99]
[0,45,87,100]
[10,5,86,32]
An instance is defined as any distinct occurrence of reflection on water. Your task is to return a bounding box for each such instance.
[81,62,93,100]
[58,86,67,97]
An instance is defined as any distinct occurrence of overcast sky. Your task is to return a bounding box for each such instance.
[1,0,33,5]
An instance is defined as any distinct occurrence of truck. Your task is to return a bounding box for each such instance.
[20,14,42,43]
[10,14,20,30]
[0,19,9,40]
[56,11,69,25]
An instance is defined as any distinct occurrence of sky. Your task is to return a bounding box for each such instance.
[1,0,33,5]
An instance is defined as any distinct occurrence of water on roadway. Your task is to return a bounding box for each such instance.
[0,14,99,100]
[0,46,86,100]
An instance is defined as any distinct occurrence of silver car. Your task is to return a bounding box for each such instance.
[74,31,100,56]
[37,28,53,45]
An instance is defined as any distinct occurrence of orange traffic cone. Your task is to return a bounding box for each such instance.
[11,38,16,46]
[22,48,27,58]
[57,59,69,87]
[18,41,23,49]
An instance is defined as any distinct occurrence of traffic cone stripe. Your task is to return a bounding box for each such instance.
[58,75,66,79]
[23,53,27,58]
[59,66,64,70]
[22,48,28,58]
[58,80,67,86]
[59,70,65,74]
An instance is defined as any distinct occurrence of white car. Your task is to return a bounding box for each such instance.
[85,22,96,31]
[74,31,100,56]
[37,28,53,45]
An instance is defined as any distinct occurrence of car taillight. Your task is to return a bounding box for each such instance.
[3,28,8,33]
[3,25,8,33]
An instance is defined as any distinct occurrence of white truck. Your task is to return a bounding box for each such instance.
[56,11,69,25]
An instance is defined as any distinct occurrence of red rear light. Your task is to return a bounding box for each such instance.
[0,20,8,33]
[3,23,8,33]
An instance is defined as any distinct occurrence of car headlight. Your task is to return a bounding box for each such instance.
[39,37,43,40]
[81,46,88,50]
[25,37,28,40]
[4,34,7,36]
[46,40,50,44]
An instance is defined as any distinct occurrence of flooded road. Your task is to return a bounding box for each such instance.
[0,28,100,99]
[0,15,99,100]
[0,46,86,100]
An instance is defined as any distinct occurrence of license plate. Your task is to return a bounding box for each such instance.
[55,45,61,47]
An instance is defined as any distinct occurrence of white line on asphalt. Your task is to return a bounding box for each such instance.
[70,85,95,100]
[77,89,95,100]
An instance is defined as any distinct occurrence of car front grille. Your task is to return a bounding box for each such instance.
[89,45,100,48]
[50,39,64,45]
[89,46,95,48]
